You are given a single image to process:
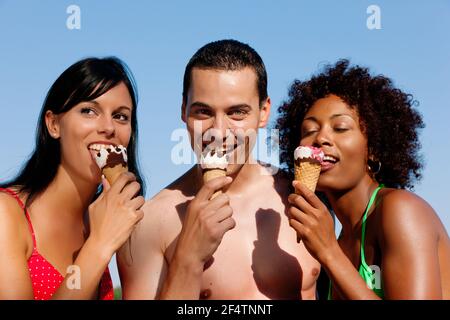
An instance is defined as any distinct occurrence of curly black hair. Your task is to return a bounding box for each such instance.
[275,59,424,189]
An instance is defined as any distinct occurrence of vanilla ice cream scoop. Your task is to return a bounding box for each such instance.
[94,145,128,170]
[92,145,129,185]
[200,150,228,170]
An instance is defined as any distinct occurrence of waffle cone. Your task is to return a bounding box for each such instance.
[203,168,227,199]
[294,160,321,193]
[102,164,128,185]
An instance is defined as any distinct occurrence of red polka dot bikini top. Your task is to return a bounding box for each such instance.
[0,188,114,300]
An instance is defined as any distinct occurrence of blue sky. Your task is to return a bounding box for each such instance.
[1,0,449,289]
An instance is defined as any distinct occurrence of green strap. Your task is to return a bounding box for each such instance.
[327,184,384,300]
[359,184,384,269]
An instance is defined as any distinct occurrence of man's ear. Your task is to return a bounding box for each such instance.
[258,97,271,128]
[181,101,187,123]
[45,110,61,139]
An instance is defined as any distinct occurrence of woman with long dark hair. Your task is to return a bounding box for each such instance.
[0,57,145,299]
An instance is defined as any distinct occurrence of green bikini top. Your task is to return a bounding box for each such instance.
[328,185,385,300]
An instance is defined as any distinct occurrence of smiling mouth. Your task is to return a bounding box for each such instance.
[323,155,338,163]
[321,155,339,171]
[202,143,239,156]
[88,143,117,152]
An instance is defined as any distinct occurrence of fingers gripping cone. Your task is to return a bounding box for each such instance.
[203,168,227,199]
[103,164,128,185]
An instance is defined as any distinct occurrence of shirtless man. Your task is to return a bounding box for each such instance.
[118,39,320,299]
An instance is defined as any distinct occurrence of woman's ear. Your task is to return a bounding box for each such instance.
[45,110,61,139]
[258,97,271,128]
[181,102,187,123]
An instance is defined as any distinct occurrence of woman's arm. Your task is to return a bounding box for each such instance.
[289,183,443,299]
[51,173,145,299]
[378,190,442,299]
[288,182,381,299]
[0,194,112,300]
[0,194,35,299]
[0,173,144,300]
[320,243,381,299]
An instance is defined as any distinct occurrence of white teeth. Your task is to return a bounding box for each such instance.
[206,145,237,155]
[88,143,115,151]
[324,155,337,162]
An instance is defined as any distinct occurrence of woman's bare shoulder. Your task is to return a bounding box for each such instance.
[379,188,435,218]
[0,190,31,253]
[377,188,441,244]
[0,189,26,220]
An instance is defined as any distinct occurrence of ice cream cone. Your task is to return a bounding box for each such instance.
[103,164,128,185]
[293,145,324,194]
[200,150,228,200]
[294,160,321,193]
[93,145,129,185]
[203,168,227,199]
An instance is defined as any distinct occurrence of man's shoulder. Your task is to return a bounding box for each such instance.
[141,169,196,221]
[143,188,189,213]
[255,162,291,180]
[137,186,189,244]
[258,164,292,191]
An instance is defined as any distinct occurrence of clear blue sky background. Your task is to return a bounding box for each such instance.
[1,0,449,290]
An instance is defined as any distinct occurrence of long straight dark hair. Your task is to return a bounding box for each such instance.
[0,57,146,208]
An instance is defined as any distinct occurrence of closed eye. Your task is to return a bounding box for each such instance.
[302,130,317,137]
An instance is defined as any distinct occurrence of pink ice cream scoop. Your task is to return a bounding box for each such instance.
[294,145,325,164]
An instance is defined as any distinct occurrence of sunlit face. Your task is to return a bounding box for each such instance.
[299,94,370,191]
[46,82,133,184]
[182,67,270,175]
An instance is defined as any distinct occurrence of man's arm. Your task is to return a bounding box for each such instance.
[159,177,235,299]
[117,199,167,299]
[119,176,235,300]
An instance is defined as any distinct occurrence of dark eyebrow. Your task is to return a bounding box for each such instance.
[226,104,252,110]
[303,113,355,122]
[84,100,99,106]
[190,102,252,110]
[303,116,318,122]
[83,101,131,112]
[331,113,354,120]
[115,106,132,112]
[190,101,212,109]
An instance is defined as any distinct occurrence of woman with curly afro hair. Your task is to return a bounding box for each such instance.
[276,59,450,299]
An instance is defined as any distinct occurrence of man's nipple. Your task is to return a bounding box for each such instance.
[200,288,212,299]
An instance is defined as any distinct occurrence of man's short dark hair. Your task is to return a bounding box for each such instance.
[182,39,268,105]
